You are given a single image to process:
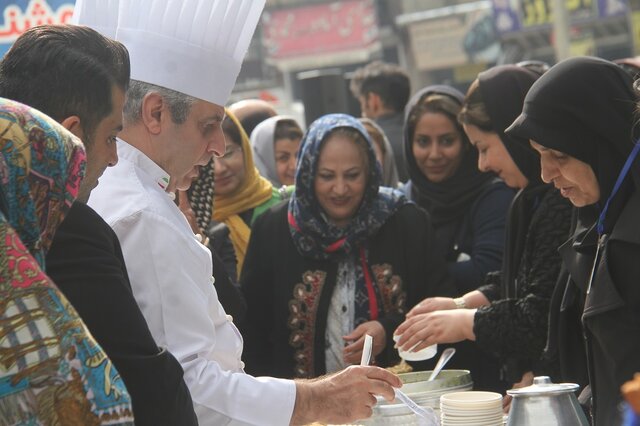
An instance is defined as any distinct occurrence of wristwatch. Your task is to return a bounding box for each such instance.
[453,297,466,309]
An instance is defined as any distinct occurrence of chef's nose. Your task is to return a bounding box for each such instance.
[209,129,226,158]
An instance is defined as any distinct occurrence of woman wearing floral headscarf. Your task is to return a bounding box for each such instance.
[240,113,453,379]
[0,98,134,424]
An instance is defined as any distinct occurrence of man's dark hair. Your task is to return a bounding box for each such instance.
[349,61,410,113]
[0,24,130,141]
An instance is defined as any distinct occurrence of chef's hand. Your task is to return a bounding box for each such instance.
[503,371,534,413]
[407,297,456,317]
[343,321,386,365]
[177,190,201,235]
[290,365,401,425]
[394,309,477,352]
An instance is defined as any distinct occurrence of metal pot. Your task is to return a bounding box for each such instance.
[506,376,589,426]
[363,369,473,426]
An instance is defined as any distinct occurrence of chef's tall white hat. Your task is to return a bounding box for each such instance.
[115,0,265,106]
[71,0,120,39]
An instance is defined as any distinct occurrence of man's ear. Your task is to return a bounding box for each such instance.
[141,92,165,135]
[367,92,383,115]
[60,116,84,140]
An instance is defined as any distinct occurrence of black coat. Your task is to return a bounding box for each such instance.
[239,201,454,379]
[552,190,640,425]
[474,185,573,381]
[46,203,198,426]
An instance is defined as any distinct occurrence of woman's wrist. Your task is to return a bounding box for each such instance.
[453,297,466,309]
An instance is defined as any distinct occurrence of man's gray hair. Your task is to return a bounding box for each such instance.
[123,80,197,125]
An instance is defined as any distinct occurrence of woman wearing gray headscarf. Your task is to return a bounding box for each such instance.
[250,115,303,187]
[360,117,400,187]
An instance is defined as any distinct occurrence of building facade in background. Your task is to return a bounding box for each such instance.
[0,0,638,122]
[0,0,74,56]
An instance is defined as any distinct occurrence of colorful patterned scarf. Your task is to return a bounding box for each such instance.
[0,98,134,425]
[288,113,408,321]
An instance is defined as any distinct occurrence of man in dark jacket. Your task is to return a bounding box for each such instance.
[0,25,197,425]
[350,61,410,182]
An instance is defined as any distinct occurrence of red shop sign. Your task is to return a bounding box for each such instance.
[263,0,378,59]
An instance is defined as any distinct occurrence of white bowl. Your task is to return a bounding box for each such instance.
[440,391,502,409]
[393,334,437,361]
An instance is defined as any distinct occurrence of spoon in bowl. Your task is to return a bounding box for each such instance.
[360,334,439,425]
[427,347,456,381]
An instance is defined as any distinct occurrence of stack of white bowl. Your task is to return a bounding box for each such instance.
[440,391,503,426]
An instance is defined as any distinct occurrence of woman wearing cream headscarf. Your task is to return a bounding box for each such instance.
[251,115,303,187]
[198,110,292,279]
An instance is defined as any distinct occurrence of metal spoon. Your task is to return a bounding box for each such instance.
[427,347,456,381]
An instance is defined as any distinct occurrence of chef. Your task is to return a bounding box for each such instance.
[86,1,401,425]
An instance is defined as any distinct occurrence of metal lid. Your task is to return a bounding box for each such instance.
[507,376,580,397]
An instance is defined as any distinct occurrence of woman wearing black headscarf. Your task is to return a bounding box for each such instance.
[397,65,573,399]
[507,56,640,426]
[402,86,515,295]
[400,85,515,392]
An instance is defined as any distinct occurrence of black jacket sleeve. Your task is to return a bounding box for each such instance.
[473,190,572,360]
[476,271,503,302]
[450,183,514,294]
[237,207,276,376]
[46,203,198,426]
[210,246,247,323]
[374,204,456,363]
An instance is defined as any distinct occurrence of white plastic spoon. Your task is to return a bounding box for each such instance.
[427,347,456,382]
[360,334,439,425]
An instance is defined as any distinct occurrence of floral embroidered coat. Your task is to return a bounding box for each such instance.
[240,201,455,379]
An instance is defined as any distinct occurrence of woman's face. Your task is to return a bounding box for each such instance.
[412,112,465,183]
[213,137,246,197]
[314,134,368,228]
[274,137,300,186]
[530,140,600,207]
[463,124,528,189]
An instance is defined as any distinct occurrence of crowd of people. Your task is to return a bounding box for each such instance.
[1,1,640,426]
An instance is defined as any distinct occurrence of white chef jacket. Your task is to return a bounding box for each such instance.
[89,140,296,426]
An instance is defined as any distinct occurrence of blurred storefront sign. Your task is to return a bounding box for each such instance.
[398,1,500,71]
[0,0,74,56]
[569,29,597,55]
[632,8,640,55]
[598,0,628,17]
[262,0,380,72]
[492,0,628,34]
[453,62,489,82]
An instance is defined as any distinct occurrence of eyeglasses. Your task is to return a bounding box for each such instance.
[215,146,242,163]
